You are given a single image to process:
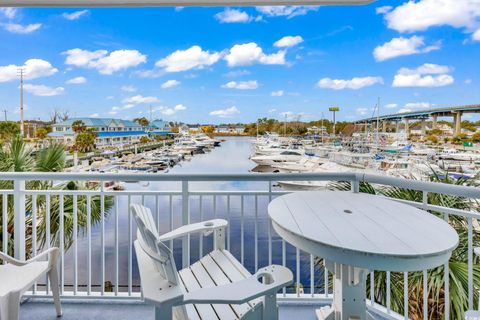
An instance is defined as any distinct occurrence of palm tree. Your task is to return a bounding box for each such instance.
[327,174,480,319]
[0,135,113,257]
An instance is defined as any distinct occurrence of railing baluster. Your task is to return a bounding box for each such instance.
[423,270,428,320]
[2,194,7,258]
[370,271,374,305]
[468,216,473,309]
[32,195,37,293]
[296,248,300,297]
[100,190,105,295]
[310,254,314,297]
[199,195,203,258]
[404,272,408,320]
[114,195,119,295]
[444,213,450,320]
[87,196,92,295]
[241,195,244,265]
[128,195,132,295]
[59,195,64,295]
[282,237,286,296]
[268,180,272,266]
[386,271,391,314]
[73,194,78,295]
[13,180,26,260]
[254,195,258,272]
[169,195,173,250]
[181,181,190,268]
[46,194,51,294]
[324,266,329,298]
[227,195,231,252]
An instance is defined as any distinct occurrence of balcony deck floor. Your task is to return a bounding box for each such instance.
[20,299,388,320]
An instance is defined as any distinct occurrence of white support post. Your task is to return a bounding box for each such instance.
[13,179,26,260]
[181,180,190,268]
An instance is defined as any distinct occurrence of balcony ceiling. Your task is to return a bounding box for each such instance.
[0,0,375,7]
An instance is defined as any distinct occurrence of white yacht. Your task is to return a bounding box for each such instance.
[250,150,304,166]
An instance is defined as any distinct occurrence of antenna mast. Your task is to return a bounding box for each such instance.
[18,67,26,137]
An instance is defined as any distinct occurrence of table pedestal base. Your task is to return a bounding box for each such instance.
[316,261,374,320]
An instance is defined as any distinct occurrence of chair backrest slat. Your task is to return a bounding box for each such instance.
[131,203,178,285]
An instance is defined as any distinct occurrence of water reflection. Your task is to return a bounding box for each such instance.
[64,137,322,295]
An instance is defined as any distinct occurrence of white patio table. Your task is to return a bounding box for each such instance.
[268,191,459,320]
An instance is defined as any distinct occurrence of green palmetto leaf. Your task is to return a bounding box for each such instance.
[327,172,480,319]
[0,137,113,258]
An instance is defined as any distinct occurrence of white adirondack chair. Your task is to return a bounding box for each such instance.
[0,247,62,320]
[465,247,480,319]
[131,203,293,320]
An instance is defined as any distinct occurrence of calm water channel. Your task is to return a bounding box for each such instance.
[64,136,322,294]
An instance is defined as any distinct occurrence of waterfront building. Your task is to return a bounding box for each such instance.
[48,117,148,148]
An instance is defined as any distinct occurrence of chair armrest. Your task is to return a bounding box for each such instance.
[159,219,228,242]
[0,247,59,267]
[183,265,293,305]
[474,247,480,257]
[0,251,26,266]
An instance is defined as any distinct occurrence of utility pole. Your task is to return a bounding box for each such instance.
[18,67,25,137]
[284,113,287,136]
[2,109,7,121]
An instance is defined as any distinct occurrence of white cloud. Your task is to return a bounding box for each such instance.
[66,76,86,84]
[317,76,384,90]
[223,69,251,77]
[373,36,441,61]
[392,63,454,87]
[153,104,187,116]
[383,0,480,37]
[376,6,392,14]
[0,8,17,19]
[274,35,304,48]
[121,85,136,92]
[108,106,121,115]
[161,79,181,89]
[63,48,146,75]
[473,28,480,40]
[4,23,42,34]
[271,90,284,96]
[155,46,220,72]
[268,108,277,113]
[122,95,159,105]
[465,78,473,84]
[224,43,286,67]
[0,59,58,83]
[209,106,240,118]
[221,80,258,90]
[255,6,319,18]
[385,103,398,109]
[23,84,65,96]
[62,10,89,20]
[398,102,435,113]
[215,9,252,23]
[356,108,369,116]
[90,113,99,117]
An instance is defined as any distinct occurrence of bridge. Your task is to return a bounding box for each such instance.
[353,104,480,136]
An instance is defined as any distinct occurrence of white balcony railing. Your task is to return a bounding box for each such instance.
[1,171,479,319]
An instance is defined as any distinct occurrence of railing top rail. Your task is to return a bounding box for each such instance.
[0,171,479,199]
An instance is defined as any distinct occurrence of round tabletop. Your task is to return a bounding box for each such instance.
[268,191,459,272]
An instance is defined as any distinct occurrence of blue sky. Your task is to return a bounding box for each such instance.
[0,0,479,124]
